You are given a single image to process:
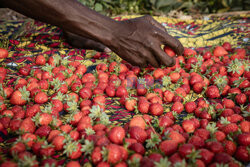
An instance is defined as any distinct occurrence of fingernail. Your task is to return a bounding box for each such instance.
[104,47,112,53]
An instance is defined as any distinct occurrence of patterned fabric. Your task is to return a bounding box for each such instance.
[0,14,249,125]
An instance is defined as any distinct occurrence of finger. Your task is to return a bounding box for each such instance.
[64,31,108,52]
[153,46,176,67]
[143,15,166,32]
[146,54,160,68]
[155,30,184,55]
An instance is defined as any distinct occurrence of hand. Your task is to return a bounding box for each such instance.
[108,15,184,67]
[64,31,111,53]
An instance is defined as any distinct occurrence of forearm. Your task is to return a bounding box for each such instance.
[1,0,117,45]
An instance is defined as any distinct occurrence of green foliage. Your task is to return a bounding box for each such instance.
[78,0,248,16]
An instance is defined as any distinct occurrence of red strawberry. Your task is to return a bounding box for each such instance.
[206,141,224,153]
[182,120,195,133]
[183,48,197,57]
[149,103,163,116]
[125,98,137,111]
[164,46,176,57]
[52,135,65,151]
[79,87,92,99]
[185,101,197,113]
[171,102,184,113]
[206,85,220,99]
[115,86,128,97]
[137,99,150,114]
[188,135,205,149]
[159,140,178,156]
[65,161,80,167]
[104,144,122,164]
[20,117,36,133]
[159,115,173,128]
[129,116,146,130]
[35,125,51,138]
[0,48,8,59]
[194,128,210,140]
[198,148,214,165]
[237,133,250,146]
[108,126,125,145]
[129,126,147,143]
[178,143,195,158]
[128,142,145,155]
[222,42,232,52]
[235,146,249,162]
[235,93,247,105]
[19,66,31,76]
[223,140,236,156]
[222,123,238,134]
[167,131,186,144]
[35,54,46,65]
[213,46,228,57]
[10,87,30,106]
[34,92,48,104]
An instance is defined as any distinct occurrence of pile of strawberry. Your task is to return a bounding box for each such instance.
[0,42,249,167]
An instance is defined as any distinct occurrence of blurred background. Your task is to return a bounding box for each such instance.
[79,0,250,16]
[0,0,249,20]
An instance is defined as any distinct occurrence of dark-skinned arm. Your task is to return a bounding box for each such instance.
[1,0,184,67]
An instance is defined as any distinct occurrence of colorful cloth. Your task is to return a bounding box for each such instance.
[0,14,249,125]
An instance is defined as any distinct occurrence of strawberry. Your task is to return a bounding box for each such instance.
[222,98,235,109]
[164,46,176,57]
[206,141,224,153]
[223,140,236,156]
[19,66,31,76]
[153,68,164,79]
[20,117,36,133]
[0,48,8,59]
[167,131,186,144]
[193,82,205,94]
[235,146,249,162]
[198,148,214,165]
[125,98,137,111]
[159,115,174,128]
[108,126,125,145]
[10,87,30,105]
[65,161,81,167]
[222,123,238,134]
[171,102,184,113]
[52,135,65,151]
[129,126,147,143]
[102,144,122,164]
[35,125,51,138]
[128,142,145,155]
[149,103,163,116]
[79,87,92,99]
[237,133,250,146]
[185,101,197,113]
[235,93,247,105]
[239,121,250,133]
[35,54,46,65]
[163,90,174,102]
[137,99,150,114]
[222,42,232,52]
[206,85,220,99]
[227,59,245,77]
[178,143,195,158]
[63,141,82,159]
[115,86,128,97]
[34,92,48,104]
[213,46,228,57]
[213,152,232,164]
[129,116,146,130]
[159,140,178,156]
[188,135,205,149]
[183,48,197,57]
[182,120,195,133]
